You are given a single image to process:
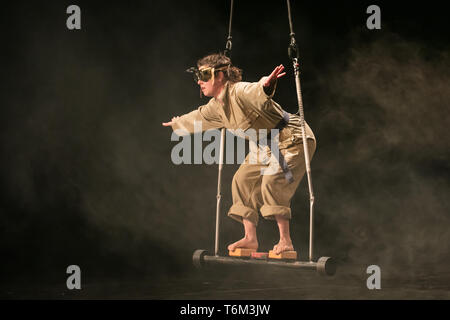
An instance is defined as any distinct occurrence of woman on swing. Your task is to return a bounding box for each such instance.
[162,53,316,257]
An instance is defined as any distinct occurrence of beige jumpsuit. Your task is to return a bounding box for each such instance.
[172,77,316,226]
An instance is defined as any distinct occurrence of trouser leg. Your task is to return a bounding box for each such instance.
[227,156,264,226]
[260,137,316,221]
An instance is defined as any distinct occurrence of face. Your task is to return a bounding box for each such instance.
[197,66,226,98]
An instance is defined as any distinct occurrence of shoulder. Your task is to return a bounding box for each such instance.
[228,81,248,95]
[230,77,272,104]
[230,77,266,94]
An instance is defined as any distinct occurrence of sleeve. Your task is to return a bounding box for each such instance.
[233,77,277,110]
[171,101,223,136]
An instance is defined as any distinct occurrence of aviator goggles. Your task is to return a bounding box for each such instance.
[186,65,229,83]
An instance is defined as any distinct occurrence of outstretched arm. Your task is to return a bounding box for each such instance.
[161,103,223,135]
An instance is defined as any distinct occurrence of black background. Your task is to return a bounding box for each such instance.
[1,1,449,298]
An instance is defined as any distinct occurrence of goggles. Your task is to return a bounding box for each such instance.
[186,65,229,83]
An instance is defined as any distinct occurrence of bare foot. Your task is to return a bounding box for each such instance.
[228,237,258,252]
[273,238,294,254]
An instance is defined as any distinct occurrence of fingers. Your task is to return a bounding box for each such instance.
[264,64,286,87]
[274,64,284,73]
[271,64,285,79]
[162,116,180,126]
[268,67,278,80]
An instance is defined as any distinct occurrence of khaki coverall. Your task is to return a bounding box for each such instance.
[172,77,316,226]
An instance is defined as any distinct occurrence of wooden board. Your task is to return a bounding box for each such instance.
[268,250,297,260]
[229,248,257,257]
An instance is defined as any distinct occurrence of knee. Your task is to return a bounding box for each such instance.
[231,170,243,190]
[232,165,255,190]
[260,179,291,207]
[260,178,276,198]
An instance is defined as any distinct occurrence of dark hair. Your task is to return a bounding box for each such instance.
[197,53,242,83]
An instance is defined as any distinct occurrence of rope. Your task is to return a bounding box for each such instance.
[224,0,234,57]
[286,0,299,60]
[216,0,234,256]
[286,0,295,38]
[286,0,316,262]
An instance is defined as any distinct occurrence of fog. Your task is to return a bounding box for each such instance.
[1,1,448,290]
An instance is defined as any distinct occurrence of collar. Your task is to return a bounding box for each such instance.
[213,81,230,105]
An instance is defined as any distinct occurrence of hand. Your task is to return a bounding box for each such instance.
[263,64,286,87]
[162,116,180,126]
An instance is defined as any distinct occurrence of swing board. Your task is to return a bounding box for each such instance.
[228,249,297,260]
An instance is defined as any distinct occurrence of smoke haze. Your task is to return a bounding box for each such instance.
[1,1,448,291]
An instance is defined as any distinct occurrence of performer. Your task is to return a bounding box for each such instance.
[162,54,316,255]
